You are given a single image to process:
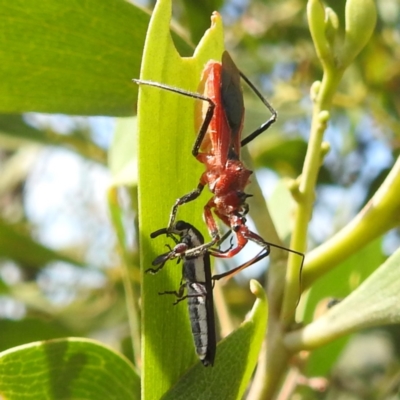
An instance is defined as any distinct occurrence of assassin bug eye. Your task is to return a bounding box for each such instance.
[232,224,240,232]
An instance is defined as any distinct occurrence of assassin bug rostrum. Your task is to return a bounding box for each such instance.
[135,51,304,276]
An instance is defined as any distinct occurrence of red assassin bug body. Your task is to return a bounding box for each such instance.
[190,52,257,258]
[135,51,303,273]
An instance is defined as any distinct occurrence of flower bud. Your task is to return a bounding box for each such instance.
[339,0,377,68]
[307,0,334,68]
[324,7,339,52]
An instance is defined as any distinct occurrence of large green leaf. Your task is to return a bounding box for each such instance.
[297,238,384,376]
[136,0,225,397]
[0,0,191,116]
[0,338,140,399]
[285,245,400,356]
[300,238,385,324]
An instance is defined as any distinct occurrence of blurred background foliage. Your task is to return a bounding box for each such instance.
[0,0,399,398]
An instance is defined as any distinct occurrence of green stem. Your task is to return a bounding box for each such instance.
[250,35,347,400]
[303,155,400,288]
[107,187,141,373]
[246,76,342,398]
[285,244,400,351]
[280,68,343,325]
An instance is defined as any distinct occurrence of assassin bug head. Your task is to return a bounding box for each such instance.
[149,221,207,269]
[148,226,182,273]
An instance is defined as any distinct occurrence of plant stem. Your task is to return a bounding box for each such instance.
[281,68,343,325]
[303,155,400,288]
[108,187,141,373]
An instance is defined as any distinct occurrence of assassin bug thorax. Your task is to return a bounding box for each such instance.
[135,51,304,273]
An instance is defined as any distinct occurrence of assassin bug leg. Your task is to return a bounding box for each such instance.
[132,79,215,158]
[159,282,186,304]
[159,283,208,306]
[239,71,277,147]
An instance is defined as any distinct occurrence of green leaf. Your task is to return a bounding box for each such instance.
[107,187,141,367]
[0,219,86,271]
[162,281,268,400]
[321,245,400,329]
[286,243,400,356]
[0,338,140,400]
[300,238,385,324]
[136,0,225,397]
[297,238,384,375]
[0,0,192,116]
